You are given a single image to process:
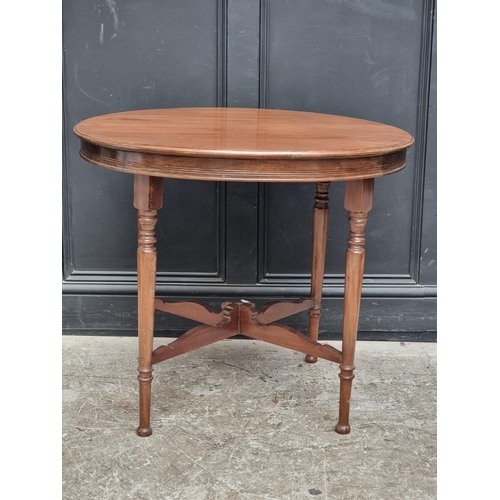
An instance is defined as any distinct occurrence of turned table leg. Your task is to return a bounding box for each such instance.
[134,175,163,437]
[335,178,374,434]
[306,182,330,363]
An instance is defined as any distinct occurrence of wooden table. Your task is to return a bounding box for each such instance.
[74,107,414,437]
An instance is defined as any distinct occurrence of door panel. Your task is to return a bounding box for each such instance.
[260,0,426,282]
[63,0,225,282]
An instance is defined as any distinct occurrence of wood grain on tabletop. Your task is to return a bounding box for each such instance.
[74,107,414,159]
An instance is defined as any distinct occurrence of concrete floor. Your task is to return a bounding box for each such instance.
[62,336,436,500]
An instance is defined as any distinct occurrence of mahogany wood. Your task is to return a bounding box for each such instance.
[154,298,226,327]
[251,298,316,325]
[79,143,407,183]
[74,107,414,437]
[134,175,163,437]
[74,108,414,158]
[152,300,342,365]
[306,182,330,364]
[152,323,237,365]
[243,302,341,363]
[134,174,164,211]
[74,108,413,182]
[242,324,342,364]
[335,179,374,435]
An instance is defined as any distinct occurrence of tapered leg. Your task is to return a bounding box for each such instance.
[134,175,163,437]
[335,179,374,434]
[306,182,330,363]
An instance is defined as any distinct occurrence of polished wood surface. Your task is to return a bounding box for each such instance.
[74,107,414,437]
[151,300,342,366]
[74,108,413,182]
[134,175,163,437]
[335,179,374,434]
[306,182,330,364]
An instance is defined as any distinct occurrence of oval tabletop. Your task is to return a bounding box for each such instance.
[74,108,414,182]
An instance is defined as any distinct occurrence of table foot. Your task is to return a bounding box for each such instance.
[137,367,154,438]
[137,426,153,437]
[334,424,351,434]
[304,355,318,363]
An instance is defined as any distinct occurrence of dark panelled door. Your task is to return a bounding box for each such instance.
[63,0,436,339]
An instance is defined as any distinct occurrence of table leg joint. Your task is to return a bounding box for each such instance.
[152,299,341,364]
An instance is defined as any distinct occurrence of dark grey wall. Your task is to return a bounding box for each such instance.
[63,0,436,340]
